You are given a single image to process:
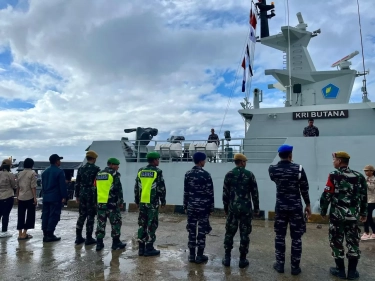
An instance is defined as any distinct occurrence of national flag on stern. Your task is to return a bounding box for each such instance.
[246,44,253,77]
[241,57,246,92]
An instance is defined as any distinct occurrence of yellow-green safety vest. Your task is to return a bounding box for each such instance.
[96,172,114,203]
[138,170,158,203]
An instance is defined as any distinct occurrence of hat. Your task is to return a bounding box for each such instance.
[278,144,293,153]
[107,158,120,165]
[49,154,63,163]
[363,165,375,171]
[233,153,247,161]
[193,152,206,162]
[146,152,160,160]
[1,159,11,166]
[86,150,98,159]
[332,151,350,159]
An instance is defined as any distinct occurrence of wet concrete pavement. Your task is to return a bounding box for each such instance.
[0,208,374,281]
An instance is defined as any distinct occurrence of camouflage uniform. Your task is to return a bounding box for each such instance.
[135,165,166,245]
[268,160,310,270]
[223,166,259,254]
[75,163,101,236]
[320,167,367,260]
[303,125,319,137]
[184,166,214,251]
[95,167,124,239]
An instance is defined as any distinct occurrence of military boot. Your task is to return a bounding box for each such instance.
[144,243,160,256]
[195,248,208,264]
[291,259,301,275]
[44,231,61,243]
[239,253,249,269]
[96,238,104,251]
[330,258,346,279]
[347,258,359,280]
[222,250,231,267]
[111,236,126,250]
[273,262,285,273]
[85,233,96,246]
[188,248,195,263]
[75,229,85,245]
[138,242,145,256]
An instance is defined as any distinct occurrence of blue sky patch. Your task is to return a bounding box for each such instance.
[0,97,35,109]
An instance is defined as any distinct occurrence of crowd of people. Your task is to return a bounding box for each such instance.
[0,147,374,280]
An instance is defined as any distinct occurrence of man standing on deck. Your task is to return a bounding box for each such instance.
[207,128,220,163]
[74,150,101,246]
[184,152,214,264]
[95,158,126,251]
[135,152,166,257]
[222,153,260,268]
[268,144,311,276]
[303,118,319,137]
[320,151,367,280]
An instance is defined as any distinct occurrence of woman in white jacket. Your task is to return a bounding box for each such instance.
[361,165,375,240]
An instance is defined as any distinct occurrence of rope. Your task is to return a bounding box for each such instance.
[218,30,250,135]
[356,0,367,94]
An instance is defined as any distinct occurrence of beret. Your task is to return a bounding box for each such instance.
[363,165,374,171]
[107,158,120,165]
[234,153,248,161]
[1,159,11,166]
[332,151,350,159]
[146,152,160,160]
[278,144,293,153]
[193,152,206,162]
[86,150,98,159]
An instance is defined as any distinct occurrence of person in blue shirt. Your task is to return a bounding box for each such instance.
[41,154,68,242]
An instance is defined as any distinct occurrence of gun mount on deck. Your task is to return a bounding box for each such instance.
[121,127,158,162]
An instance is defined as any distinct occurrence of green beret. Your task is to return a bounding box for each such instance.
[146,152,160,160]
[107,157,120,165]
[332,151,350,159]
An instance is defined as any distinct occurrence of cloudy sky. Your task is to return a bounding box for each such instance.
[0,0,374,162]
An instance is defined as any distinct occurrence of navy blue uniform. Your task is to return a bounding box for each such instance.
[183,166,214,250]
[41,165,67,233]
[269,160,310,269]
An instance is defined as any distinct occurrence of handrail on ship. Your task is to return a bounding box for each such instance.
[120,137,286,163]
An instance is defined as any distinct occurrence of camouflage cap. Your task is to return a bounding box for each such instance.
[1,159,11,166]
[107,157,120,165]
[363,165,375,171]
[332,151,350,159]
[233,153,247,161]
[86,150,98,159]
[146,152,160,160]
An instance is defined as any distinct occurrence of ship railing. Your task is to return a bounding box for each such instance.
[121,137,286,163]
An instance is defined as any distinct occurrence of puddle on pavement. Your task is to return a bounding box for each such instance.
[100,249,136,279]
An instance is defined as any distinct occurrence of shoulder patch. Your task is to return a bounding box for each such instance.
[140,171,155,178]
[96,173,109,180]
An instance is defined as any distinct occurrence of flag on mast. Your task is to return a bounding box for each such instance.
[246,44,253,77]
[241,57,246,92]
[249,9,257,43]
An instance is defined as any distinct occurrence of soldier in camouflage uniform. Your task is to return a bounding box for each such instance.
[95,157,126,251]
[268,144,311,276]
[222,153,260,268]
[74,150,101,246]
[320,151,368,280]
[184,152,214,264]
[134,151,166,257]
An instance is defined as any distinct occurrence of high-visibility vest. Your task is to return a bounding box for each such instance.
[137,170,158,203]
[96,172,114,203]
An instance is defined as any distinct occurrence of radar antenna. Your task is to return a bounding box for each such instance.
[331,51,359,69]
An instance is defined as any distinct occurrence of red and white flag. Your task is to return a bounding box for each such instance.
[249,9,257,43]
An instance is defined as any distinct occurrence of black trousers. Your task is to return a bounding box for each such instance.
[0,196,14,232]
[364,203,375,233]
[17,199,36,230]
[42,202,62,232]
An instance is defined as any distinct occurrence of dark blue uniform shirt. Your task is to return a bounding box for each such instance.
[41,165,68,202]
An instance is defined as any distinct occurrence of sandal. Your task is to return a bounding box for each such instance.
[17,234,33,240]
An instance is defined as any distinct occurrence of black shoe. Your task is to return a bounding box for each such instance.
[222,254,231,267]
[138,242,145,256]
[196,255,208,264]
[96,238,104,251]
[188,255,195,262]
[85,236,96,246]
[330,258,346,279]
[111,237,126,250]
[347,258,359,280]
[144,243,160,256]
[239,259,249,269]
[291,267,302,276]
[44,232,61,243]
[273,262,284,273]
[75,236,85,245]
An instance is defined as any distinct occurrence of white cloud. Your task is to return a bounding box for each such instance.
[0,0,374,161]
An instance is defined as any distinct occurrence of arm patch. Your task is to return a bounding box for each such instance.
[324,175,335,193]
